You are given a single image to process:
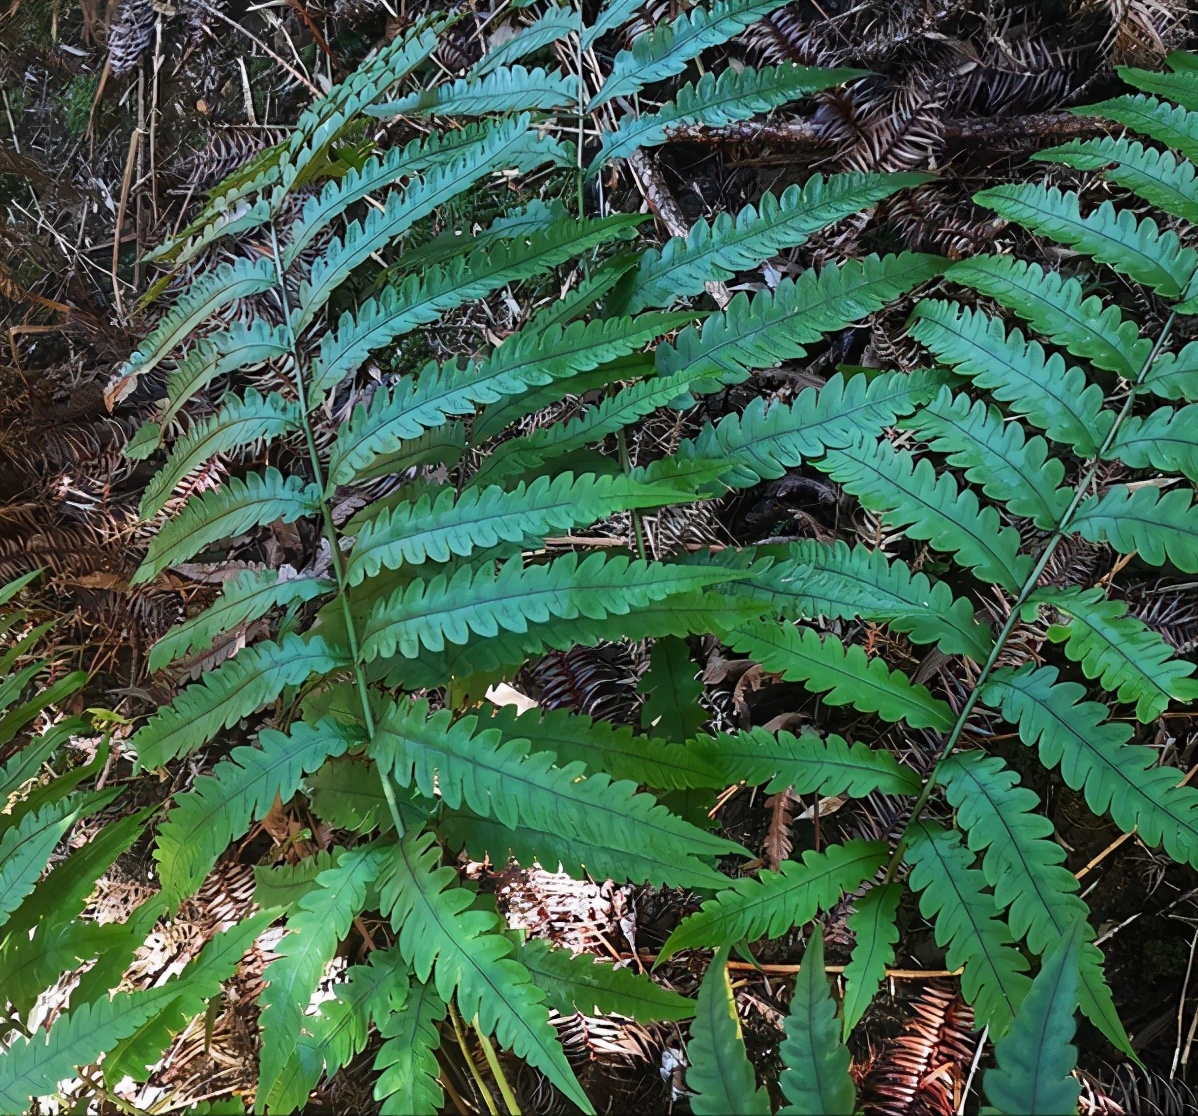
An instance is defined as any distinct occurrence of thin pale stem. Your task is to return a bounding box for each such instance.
[474,1018,523,1115]
[449,1001,500,1116]
[268,221,406,837]
[884,307,1179,880]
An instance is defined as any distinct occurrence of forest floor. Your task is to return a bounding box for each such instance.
[4,2,1198,1114]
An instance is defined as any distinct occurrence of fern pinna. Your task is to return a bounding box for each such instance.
[12,7,1198,1115]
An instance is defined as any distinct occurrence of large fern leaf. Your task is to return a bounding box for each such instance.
[360,552,752,661]
[908,299,1112,454]
[596,64,863,166]
[939,750,1130,1055]
[974,183,1198,301]
[658,839,886,962]
[368,697,739,888]
[904,820,1032,1036]
[726,619,954,730]
[981,923,1083,1116]
[374,979,447,1116]
[820,434,1033,591]
[1079,92,1198,164]
[685,946,771,1116]
[517,936,696,1021]
[693,725,921,796]
[257,845,385,1102]
[1071,482,1198,571]
[944,255,1151,379]
[130,633,349,768]
[134,468,320,585]
[654,252,943,372]
[982,664,1198,868]
[379,829,594,1113]
[1034,585,1198,721]
[155,719,361,905]
[778,925,856,1116]
[369,66,579,118]
[903,387,1072,530]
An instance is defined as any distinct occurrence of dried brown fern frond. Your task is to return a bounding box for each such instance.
[814,77,944,171]
[107,0,155,77]
[862,983,978,1116]
[1079,1062,1198,1115]
[1125,578,1198,653]
[526,644,642,724]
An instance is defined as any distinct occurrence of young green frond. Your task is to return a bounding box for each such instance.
[369,66,579,118]
[1078,93,1198,163]
[373,980,447,1116]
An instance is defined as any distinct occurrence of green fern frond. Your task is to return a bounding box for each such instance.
[903,388,1072,530]
[582,0,641,48]
[840,883,901,1038]
[1118,63,1198,110]
[472,365,727,484]
[939,750,1129,1055]
[674,368,939,491]
[1134,345,1198,401]
[1078,93,1198,163]
[470,311,699,442]
[820,435,1033,591]
[140,391,302,519]
[1106,402,1198,483]
[148,568,332,673]
[692,726,921,796]
[292,128,572,332]
[778,924,856,1116]
[657,839,887,962]
[311,213,639,405]
[982,664,1198,868]
[726,540,993,660]
[981,923,1083,1116]
[373,66,579,118]
[154,320,291,433]
[368,697,739,888]
[591,0,792,108]
[0,916,266,1109]
[630,184,933,306]
[361,552,753,661]
[473,6,577,77]
[1071,482,1198,571]
[0,797,87,927]
[904,820,1032,1036]
[517,937,696,1021]
[258,845,385,1102]
[596,64,865,167]
[379,829,594,1114]
[726,619,954,730]
[130,633,349,769]
[685,946,771,1116]
[346,472,692,583]
[264,950,409,1115]
[118,257,276,388]
[974,183,1198,300]
[134,468,321,585]
[479,703,724,790]
[908,300,1112,454]
[374,979,447,1116]
[1035,136,1198,223]
[1034,585,1198,721]
[155,719,361,906]
[944,255,1151,379]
